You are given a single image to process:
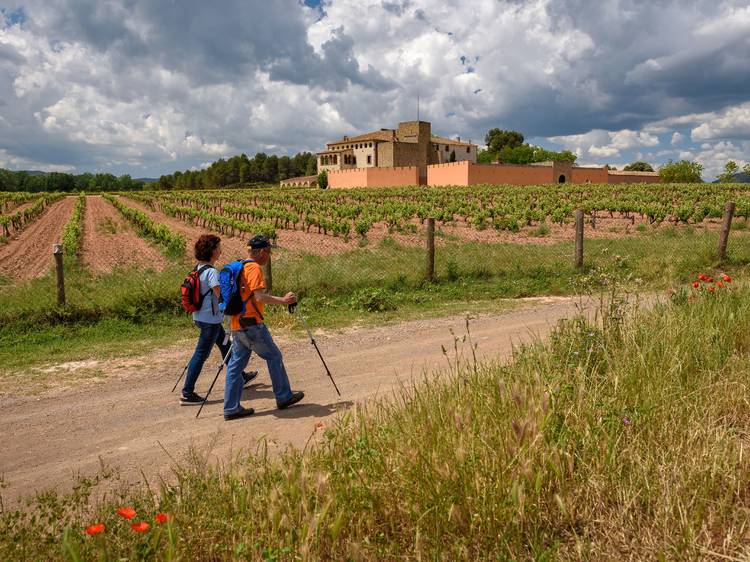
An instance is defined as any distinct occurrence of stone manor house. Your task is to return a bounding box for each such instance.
[279,120,659,188]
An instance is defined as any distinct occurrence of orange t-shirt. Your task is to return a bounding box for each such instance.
[230,261,266,330]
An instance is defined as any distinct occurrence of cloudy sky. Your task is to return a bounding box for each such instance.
[0,0,748,179]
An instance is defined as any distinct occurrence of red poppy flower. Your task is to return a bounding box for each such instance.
[692,281,700,289]
[131,521,150,533]
[717,281,724,288]
[155,513,170,524]
[698,273,707,281]
[85,523,105,535]
[723,274,732,283]
[707,277,714,283]
[708,286,716,293]
[117,507,136,520]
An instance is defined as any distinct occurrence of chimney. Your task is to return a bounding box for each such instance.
[457,136,460,142]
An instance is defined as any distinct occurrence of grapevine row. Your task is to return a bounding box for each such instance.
[143,184,750,236]
[102,194,186,258]
[0,193,65,237]
[61,194,86,257]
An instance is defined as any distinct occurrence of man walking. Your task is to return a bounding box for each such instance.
[223,235,304,421]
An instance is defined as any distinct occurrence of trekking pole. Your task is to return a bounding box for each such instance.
[289,304,341,397]
[196,332,233,419]
[171,363,189,392]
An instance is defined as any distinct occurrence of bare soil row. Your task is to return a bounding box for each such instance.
[0,194,735,284]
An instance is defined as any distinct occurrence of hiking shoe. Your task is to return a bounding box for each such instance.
[224,406,255,421]
[180,392,205,405]
[278,391,305,410]
[242,370,259,387]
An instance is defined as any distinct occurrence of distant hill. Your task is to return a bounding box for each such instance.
[713,172,750,183]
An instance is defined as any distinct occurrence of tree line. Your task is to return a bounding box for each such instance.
[0,169,143,193]
[150,152,318,190]
[478,129,578,164]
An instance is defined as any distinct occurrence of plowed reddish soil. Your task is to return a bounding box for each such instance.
[119,199,736,256]
[0,197,75,281]
[82,196,168,272]
[122,198,252,261]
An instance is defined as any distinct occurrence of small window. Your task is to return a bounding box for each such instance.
[445,145,449,151]
[333,155,337,164]
[367,155,372,164]
[466,146,470,153]
[353,156,357,166]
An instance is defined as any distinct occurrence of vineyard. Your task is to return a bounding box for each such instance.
[125,183,750,242]
[1,183,750,283]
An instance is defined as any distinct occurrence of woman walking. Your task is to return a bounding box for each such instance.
[181,234,256,404]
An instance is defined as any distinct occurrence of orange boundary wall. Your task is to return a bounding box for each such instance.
[427,161,659,185]
[428,161,552,185]
[328,166,419,188]
[328,162,660,188]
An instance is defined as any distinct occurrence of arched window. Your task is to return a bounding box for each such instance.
[558,174,566,184]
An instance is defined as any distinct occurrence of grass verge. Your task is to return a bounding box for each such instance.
[2,272,750,559]
[1,229,749,378]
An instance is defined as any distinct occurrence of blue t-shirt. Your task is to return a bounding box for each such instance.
[192,265,223,324]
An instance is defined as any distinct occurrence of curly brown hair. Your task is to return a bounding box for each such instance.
[194,234,221,262]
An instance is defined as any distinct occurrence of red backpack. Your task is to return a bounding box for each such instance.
[180,265,212,313]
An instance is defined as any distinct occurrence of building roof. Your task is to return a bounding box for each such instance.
[327,129,477,148]
[430,135,476,147]
[279,175,317,183]
[327,130,396,146]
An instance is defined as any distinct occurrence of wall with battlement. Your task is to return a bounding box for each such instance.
[328,166,419,189]
[427,161,554,186]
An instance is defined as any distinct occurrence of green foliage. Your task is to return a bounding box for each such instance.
[62,195,86,257]
[484,128,524,153]
[102,194,185,258]
[659,159,703,183]
[481,129,576,165]
[0,169,142,193]
[497,144,578,164]
[317,170,328,190]
[0,192,65,236]
[624,161,654,172]
[152,151,318,190]
[351,288,397,312]
[6,286,750,559]
[718,160,740,183]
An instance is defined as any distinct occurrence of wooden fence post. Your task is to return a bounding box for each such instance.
[426,218,435,282]
[574,209,584,269]
[717,201,735,262]
[262,254,273,294]
[53,243,66,306]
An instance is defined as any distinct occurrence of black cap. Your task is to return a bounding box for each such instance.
[248,234,271,249]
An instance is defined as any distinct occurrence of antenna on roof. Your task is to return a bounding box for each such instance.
[417,91,420,122]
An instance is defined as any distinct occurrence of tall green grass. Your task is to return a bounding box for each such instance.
[3,278,750,559]
[2,230,750,372]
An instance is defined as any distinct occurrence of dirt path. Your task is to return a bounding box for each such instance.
[82,196,169,272]
[0,296,596,505]
[121,197,251,261]
[0,197,75,281]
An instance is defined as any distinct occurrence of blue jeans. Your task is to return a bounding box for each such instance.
[224,324,293,415]
[182,321,230,397]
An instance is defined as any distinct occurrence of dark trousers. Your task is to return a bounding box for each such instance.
[182,321,230,397]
